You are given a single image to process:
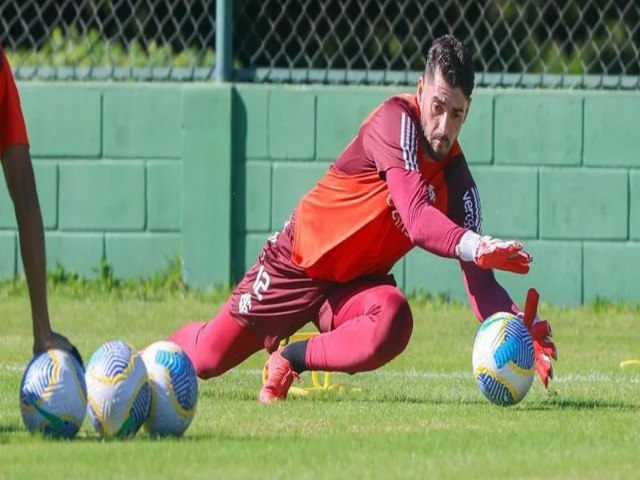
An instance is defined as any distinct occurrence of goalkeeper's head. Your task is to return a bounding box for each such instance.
[416,35,475,160]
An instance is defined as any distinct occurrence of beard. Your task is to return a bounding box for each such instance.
[420,117,451,160]
[425,135,450,160]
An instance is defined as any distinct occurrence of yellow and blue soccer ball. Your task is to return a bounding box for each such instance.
[472,312,535,406]
[85,340,151,438]
[20,349,87,438]
[141,341,198,437]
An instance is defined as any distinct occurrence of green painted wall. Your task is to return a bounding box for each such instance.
[2,82,638,306]
[1,82,232,286]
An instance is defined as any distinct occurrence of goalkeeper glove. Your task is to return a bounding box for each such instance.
[518,289,557,388]
[456,231,532,274]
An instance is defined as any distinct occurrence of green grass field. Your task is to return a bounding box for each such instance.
[2,281,640,479]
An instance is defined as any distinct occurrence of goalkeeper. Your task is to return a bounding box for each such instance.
[170,34,556,402]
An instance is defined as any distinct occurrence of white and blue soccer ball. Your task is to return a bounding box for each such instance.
[20,349,87,439]
[85,340,151,438]
[141,341,198,437]
[472,312,535,406]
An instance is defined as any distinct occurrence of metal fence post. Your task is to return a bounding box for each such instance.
[215,0,233,82]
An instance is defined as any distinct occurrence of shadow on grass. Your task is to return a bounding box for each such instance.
[522,397,640,411]
[200,389,259,402]
[313,393,640,410]
[0,424,23,434]
[202,388,640,411]
[0,422,226,444]
[352,395,488,406]
[64,433,216,443]
[201,386,500,406]
[0,423,23,443]
[0,430,224,444]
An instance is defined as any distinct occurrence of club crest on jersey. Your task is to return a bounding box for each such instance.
[426,184,436,203]
[386,195,409,237]
[238,293,252,314]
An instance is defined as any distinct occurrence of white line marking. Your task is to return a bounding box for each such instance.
[238,368,640,384]
[3,363,639,384]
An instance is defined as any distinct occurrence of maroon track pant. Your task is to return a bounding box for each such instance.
[170,218,413,379]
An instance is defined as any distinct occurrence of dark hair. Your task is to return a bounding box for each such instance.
[424,34,474,98]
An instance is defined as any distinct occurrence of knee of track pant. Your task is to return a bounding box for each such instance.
[192,354,226,380]
[371,287,414,365]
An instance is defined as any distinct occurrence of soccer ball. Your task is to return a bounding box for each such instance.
[85,340,151,438]
[472,312,535,406]
[20,349,87,438]
[141,341,198,437]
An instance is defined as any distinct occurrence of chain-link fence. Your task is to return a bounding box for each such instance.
[1,0,216,80]
[2,0,639,87]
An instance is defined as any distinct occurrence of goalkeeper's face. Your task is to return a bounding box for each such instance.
[417,71,470,160]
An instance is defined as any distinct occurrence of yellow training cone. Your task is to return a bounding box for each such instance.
[620,359,640,368]
[262,332,359,395]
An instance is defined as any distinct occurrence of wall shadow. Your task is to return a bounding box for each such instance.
[230,87,248,283]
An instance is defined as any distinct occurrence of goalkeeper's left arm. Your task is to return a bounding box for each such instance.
[385,167,532,274]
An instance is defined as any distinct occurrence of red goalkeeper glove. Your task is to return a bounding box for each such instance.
[456,231,532,274]
[518,289,557,388]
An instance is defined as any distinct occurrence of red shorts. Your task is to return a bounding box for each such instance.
[228,215,396,352]
[0,48,29,157]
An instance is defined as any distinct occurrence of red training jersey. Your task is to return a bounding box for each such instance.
[0,47,29,158]
[292,94,482,282]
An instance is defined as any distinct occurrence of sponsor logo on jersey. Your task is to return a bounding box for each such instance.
[386,194,409,237]
[463,187,482,233]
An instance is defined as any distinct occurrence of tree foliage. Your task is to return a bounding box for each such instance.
[2,0,638,76]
